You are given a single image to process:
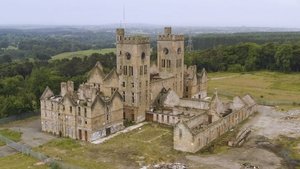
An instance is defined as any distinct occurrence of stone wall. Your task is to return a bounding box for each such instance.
[174,104,257,153]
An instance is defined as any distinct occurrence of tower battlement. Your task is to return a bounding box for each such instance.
[116,28,150,44]
[121,36,150,44]
[157,34,184,41]
[157,27,185,41]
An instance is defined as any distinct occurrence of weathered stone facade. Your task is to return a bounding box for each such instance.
[40,62,124,141]
[173,94,257,153]
[41,27,208,142]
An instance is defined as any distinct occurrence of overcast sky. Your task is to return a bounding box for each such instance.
[0,0,299,28]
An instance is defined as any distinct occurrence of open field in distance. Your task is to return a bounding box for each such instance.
[51,48,115,60]
[208,71,300,110]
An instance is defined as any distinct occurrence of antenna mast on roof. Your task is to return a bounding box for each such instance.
[122,4,126,29]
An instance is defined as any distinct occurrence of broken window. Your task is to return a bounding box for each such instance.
[179,129,182,139]
[144,65,147,74]
[132,93,135,103]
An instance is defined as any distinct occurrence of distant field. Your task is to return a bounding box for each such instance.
[51,48,115,60]
[208,71,300,110]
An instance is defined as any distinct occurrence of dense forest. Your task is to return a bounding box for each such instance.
[0,28,115,61]
[0,27,300,118]
[0,53,115,118]
[191,32,300,50]
[185,42,300,72]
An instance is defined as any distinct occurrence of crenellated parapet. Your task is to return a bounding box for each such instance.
[121,36,150,44]
[157,34,184,41]
[157,27,184,41]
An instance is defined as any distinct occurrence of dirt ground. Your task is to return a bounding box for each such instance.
[185,105,300,169]
[0,117,55,157]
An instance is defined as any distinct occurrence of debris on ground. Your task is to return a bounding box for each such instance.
[228,128,251,147]
[241,162,260,169]
[141,163,187,169]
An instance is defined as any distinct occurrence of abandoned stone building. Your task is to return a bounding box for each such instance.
[40,27,255,153]
[41,27,207,142]
[173,94,257,153]
[40,63,124,142]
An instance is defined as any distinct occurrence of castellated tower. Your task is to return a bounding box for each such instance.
[157,27,185,98]
[116,28,151,122]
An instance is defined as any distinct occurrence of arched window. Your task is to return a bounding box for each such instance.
[163,48,169,55]
[177,48,182,54]
[141,52,146,60]
[125,52,131,60]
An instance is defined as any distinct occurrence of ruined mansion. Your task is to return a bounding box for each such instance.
[40,27,257,153]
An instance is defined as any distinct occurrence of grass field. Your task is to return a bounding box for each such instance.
[51,48,115,60]
[36,123,187,169]
[0,128,22,146]
[208,71,300,110]
[0,153,48,169]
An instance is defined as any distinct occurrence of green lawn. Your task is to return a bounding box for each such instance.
[0,128,22,146]
[36,123,187,169]
[51,48,115,61]
[208,71,300,110]
[0,153,49,169]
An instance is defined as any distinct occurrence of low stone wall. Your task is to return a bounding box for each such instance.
[174,105,257,153]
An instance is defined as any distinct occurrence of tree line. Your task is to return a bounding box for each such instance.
[0,53,115,118]
[0,28,115,62]
[185,42,300,72]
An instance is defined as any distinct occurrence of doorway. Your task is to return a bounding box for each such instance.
[78,129,82,140]
[84,130,88,141]
[106,127,111,136]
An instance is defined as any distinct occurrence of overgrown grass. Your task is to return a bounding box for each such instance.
[0,153,49,169]
[276,136,300,161]
[36,123,187,169]
[0,128,22,142]
[51,48,115,60]
[208,71,300,110]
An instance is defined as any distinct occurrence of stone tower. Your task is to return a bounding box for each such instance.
[157,27,185,97]
[116,28,151,122]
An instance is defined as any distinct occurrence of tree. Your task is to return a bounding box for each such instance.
[275,44,293,72]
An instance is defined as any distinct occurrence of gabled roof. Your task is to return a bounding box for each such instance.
[95,61,104,71]
[40,86,54,100]
[209,91,225,115]
[110,90,123,102]
[231,96,246,110]
[62,93,77,106]
[90,90,123,110]
[91,94,106,109]
[103,68,119,82]
[242,94,256,107]
[87,61,105,82]
[153,88,180,108]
